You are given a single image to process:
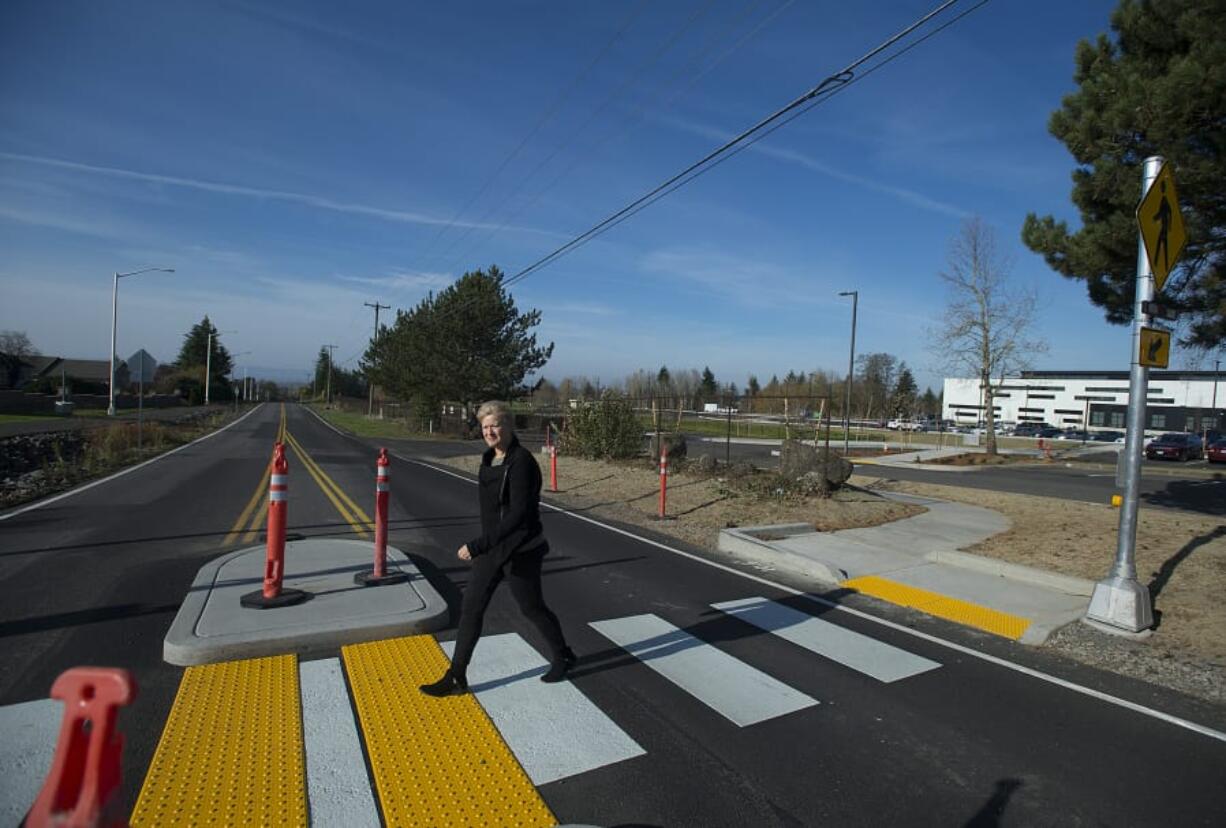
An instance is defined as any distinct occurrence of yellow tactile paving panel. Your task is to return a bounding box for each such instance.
[344,635,556,828]
[131,655,307,827]
[842,575,1032,640]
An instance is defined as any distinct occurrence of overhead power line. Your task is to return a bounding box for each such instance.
[502,0,980,289]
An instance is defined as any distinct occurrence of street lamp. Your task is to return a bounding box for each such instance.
[230,351,252,407]
[838,290,859,456]
[205,328,237,405]
[109,267,174,415]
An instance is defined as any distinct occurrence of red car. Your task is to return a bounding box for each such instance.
[1208,439,1226,464]
[1144,432,1204,461]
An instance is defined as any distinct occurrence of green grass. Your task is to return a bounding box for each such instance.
[0,413,55,423]
[308,405,433,439]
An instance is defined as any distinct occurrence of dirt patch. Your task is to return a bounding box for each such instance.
[432,452,923,555]
[866,476,1226,704]
[926,452,1031,466]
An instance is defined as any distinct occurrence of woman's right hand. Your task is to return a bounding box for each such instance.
[457,544,472,561]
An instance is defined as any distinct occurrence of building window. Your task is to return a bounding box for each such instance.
[1110,412,1125,427]
[1085,386,1127,392]
[1074,395,1115,401]
[1029,394,1055,399]
[1054,409,1082,415]
[1090,411,1105,426]
[1203,415,1218,430]
[1151,413,1166,429]
[1018,407,1046,413]
[1147,398,1174,404]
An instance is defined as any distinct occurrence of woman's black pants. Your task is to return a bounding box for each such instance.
[449,544,568,680]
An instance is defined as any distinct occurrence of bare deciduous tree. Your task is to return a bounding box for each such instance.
[931,218,1046,454]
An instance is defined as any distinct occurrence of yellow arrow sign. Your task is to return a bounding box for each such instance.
[1136,163,1186,292]
[1139,326,1170,369]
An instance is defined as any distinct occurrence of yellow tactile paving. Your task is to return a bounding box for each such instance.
[842,575,1032,640]
[344,635,556,828]
[131,655,307,827]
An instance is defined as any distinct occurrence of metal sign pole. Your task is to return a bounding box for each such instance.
[1086,156,1162,633]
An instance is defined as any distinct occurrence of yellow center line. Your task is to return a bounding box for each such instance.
[283,429,371,538]
[222,404,286,547]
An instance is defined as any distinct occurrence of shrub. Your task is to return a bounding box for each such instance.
[560,392,645,459]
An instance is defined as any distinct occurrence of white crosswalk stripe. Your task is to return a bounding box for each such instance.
[300,658,380,827]
[712,596,942,683]
[589,613,819,726]
[443,634,646,784]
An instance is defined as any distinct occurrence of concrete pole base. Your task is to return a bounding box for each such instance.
[1085,576,1154,633]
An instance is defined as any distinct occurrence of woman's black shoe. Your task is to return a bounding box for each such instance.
[419,672,469,697]
[541,649,577,683]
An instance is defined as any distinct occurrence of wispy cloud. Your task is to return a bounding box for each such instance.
[336,270,453,291]
[0,152,561,235]
[534,301,618,317]
[0,203,145,241]
[659,116,969,219]
[639,247,828,309]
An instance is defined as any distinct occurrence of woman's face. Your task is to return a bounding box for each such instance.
[481,414,512,452]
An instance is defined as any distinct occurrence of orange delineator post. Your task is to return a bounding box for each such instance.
[26,667,137,828]
[355,447,408,586]
[263,443,289,598]
[373,448,389,577]
[658,443,669,519]
[242,442,309,607]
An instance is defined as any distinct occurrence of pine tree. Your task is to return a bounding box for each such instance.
[1022,0,1226,348]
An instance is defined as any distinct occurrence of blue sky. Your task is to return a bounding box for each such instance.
[1,0,1163,392]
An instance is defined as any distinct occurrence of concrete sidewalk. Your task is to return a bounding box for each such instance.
[718,491,1093,645]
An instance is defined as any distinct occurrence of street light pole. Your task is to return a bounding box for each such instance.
[838,290,859,455]
[109,267,174,416]
[324,344,337,406]
[204,328,237,406]
[365,301,390,416]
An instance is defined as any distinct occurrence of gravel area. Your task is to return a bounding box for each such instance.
[431,450,1226,708]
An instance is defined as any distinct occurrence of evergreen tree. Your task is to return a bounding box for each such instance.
[699,366,717,399]
[891,365,918,417]
[920,387,940,418]
[1022,0,1226,348]
[175,316,233,401]
[364,266,552,418]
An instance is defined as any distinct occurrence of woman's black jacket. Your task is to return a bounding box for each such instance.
[466,436,545,560]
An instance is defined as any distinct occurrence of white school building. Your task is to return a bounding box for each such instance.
[942,370,1225,434]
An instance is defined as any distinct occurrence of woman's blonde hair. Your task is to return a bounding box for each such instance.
[476,400,514,430]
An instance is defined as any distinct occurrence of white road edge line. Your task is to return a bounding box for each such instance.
[0,404,265,522]
[402,454,1226,746]
[303,404,350,438]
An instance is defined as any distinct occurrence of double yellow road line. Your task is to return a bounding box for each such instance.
[222,403,372,546]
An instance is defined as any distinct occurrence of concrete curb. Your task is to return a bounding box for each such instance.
[716,523,845,584]
[165,539,449,666]
[925,550,1096,597]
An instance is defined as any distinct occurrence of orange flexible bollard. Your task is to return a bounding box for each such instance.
[26,667,137,828]
[356,448,407,586]
[242,443,309,607]
[657,443,669,519]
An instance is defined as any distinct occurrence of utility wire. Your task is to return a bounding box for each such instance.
[410,0,986,332]
[426,0,719,272]
[504,0,970,288]
[448,0,791,276]
[413,0,651,269]
[503,0,991,287]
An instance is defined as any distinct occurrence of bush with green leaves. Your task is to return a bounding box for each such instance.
[560,393,645,459]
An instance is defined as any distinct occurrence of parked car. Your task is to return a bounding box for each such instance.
[1036,426,1064,439]
[1144,432,1203,461]
[886,419,924,431]
[1062,429,1092,442]
[1090,430,1124,442]
[1207,439,1226,464]
[1012,422,1050,438]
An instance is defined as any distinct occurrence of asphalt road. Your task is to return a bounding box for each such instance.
[684,434,1226,517]
[2,404,1225,826]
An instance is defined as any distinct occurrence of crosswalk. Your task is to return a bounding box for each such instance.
[1,595,943,826]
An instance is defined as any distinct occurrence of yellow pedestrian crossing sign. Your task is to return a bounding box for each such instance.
[1139,326,1170,368]
[1136,163,1186,292]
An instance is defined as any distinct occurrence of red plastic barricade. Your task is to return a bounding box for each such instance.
[242,442,309,608]
[26,667,137,828]
[356,448,407,586]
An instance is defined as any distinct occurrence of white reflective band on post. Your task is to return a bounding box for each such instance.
[271,474,288,486]
[269,491,288,501]
[376,483,389,492]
